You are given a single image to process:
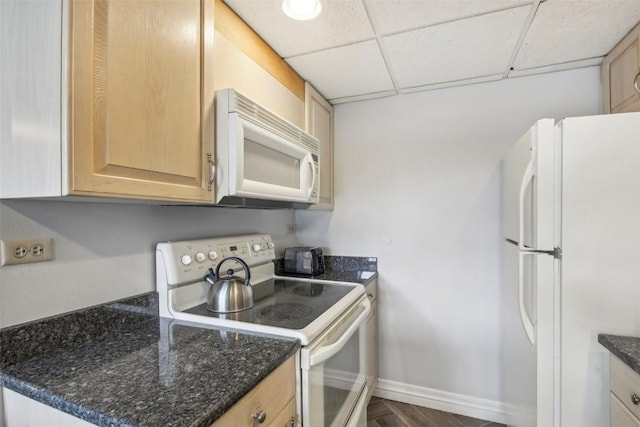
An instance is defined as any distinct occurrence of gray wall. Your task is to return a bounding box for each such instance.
[0,200,297,327]
[296,67,602,412]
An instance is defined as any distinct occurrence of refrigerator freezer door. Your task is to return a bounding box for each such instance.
[502,119,556,251]
[559,112,640,427]
[502,241,555,427]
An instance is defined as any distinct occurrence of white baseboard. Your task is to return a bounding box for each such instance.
[372,379,507,424]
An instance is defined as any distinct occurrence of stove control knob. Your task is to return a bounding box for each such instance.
[253,244,262,252]
[267,242,275,249]
[180,254,192,266]
[261,243,268,250]
[195,252,206,263]
[208,250,218,260]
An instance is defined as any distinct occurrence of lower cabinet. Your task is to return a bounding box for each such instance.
[609,355,640,427]
[612,393,640,427]
[2,387,95,427]
[211,355,296,427]
[2,356,296,427]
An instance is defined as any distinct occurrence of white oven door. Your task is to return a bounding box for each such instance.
[229,113,318,203]
[301,297,370,427]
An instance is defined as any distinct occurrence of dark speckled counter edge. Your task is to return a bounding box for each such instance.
[598,334,640,375]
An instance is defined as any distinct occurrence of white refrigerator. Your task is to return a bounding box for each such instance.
[501,112,640,427]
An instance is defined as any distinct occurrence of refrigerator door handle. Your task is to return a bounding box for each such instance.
[518,148,536,251]
[518,252,536,348]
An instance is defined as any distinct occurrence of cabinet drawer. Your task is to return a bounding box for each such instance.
[611,355,640,421]
[211,356,295,426]
[612,393,640,427]
[268,397,296,427]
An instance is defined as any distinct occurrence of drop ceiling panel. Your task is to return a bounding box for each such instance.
[383,6,532,89]
[365,0,532,36]
[223,0,374,57]
[513,0,640,70]
[286,40,395,99]
[222,0,639,102]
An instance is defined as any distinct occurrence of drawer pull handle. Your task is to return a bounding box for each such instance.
[632,393,640,405]
[289,416,295,426]
[252,410,267,423]
[634,72,640,94]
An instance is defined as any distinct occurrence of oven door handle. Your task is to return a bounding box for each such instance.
[308,298,371,367]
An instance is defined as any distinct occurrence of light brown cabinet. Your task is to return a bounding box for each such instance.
[305,83,334,210]
[211,355,297,427]
[601,22,640,114]
[609,355,640,427]
[1,0,215,203]
[70,0,215,202]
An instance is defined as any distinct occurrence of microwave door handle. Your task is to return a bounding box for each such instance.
[308,299,371,367]
[304,155,316,197]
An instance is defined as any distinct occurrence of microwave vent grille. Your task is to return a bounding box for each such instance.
[234,92,319,154]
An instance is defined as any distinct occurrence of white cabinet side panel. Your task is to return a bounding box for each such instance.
[0,0,63,198]
[2,388,94,426]
[560,112,640,427]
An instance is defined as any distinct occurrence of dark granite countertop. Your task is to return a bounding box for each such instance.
[0,293,300,427]
[274,255,378,287]
[598,334,640,376]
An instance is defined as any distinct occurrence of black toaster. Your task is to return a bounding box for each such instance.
[283,247,325,276]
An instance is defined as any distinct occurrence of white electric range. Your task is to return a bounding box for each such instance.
[156,234,370,427]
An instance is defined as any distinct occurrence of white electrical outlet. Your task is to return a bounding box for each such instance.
[1,238,53,266]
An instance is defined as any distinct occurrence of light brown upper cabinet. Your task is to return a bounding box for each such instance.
[0,0,215,203]
[71,0,216,202]
[602,22,640,114]
[305,83,334,210]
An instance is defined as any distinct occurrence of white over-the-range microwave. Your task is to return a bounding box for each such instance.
[215,88,320,209]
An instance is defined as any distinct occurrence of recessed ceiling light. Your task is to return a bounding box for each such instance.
[282,0,322,21]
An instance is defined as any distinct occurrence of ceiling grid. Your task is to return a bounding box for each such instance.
[223,0,640,104]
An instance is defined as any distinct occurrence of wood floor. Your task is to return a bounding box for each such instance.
[367,397,506,427]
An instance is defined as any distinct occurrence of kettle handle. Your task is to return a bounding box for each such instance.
[214,256,251,285]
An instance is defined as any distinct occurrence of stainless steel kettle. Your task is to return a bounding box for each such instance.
[204,256,254,313]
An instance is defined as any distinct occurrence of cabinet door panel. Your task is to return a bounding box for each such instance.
[609,40,640,113]
[611,393,640,427]
[210,356,295,427]
[305,83,333,210]
[602,22,640,114]
[71,0,214,202]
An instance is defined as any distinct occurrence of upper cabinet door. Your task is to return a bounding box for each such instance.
[602,22,640,114]
[69,0,215,202]
[305,83,334,210]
